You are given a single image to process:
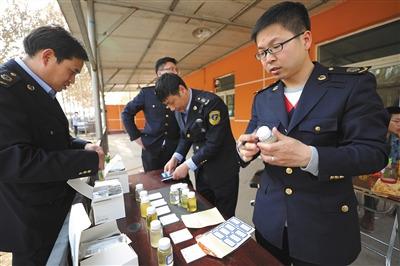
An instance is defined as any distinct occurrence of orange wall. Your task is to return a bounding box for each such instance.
[183,0,400,139]
[106,0,399,137]
[106,104,145,133]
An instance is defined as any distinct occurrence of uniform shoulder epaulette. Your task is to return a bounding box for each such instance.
[326,66,370,75]
[255,80,279,95]
[0,68,20,88]
[194,93,211,106]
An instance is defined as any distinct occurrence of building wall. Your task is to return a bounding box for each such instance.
[105,0,399,136]
[106,104,145,133]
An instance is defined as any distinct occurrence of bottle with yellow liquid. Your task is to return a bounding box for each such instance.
[138,190,148,203]
[135,184,143,202]
[140,195,150,218]
[187,191,197,212]
[146,206,157,229]
[157,237,173,266]
[150,220,163,248]
[180,188,189,209]
[169,185,179,205]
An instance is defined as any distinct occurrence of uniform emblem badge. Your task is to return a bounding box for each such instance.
[317,74,327,81]
[1,74,12,82]
[26,84,35,91]
[346,67,360,73]
[209,110,220,126]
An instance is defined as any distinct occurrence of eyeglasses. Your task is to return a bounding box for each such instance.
[255,31,305,60]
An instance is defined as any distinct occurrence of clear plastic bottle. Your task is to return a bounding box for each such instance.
[146,206,157,229]
[140,195,150,218]
[135,184,143,202]
[187,191,197,212]
[150,220,163,248]
[169,185,179,205]
[139,190,148,203]
[157,237,173,266]
[180,188,189,209]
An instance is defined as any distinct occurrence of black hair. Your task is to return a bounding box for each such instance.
[251,1,310,42]
[386,106,400,115]
[23,25,88,63]
[155,73,187,102]
[155,57,177,73]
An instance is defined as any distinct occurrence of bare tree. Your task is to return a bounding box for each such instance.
[0,0,93,124]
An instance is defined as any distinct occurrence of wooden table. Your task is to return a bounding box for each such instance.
[353,175,400,265]
[117,170,281,266]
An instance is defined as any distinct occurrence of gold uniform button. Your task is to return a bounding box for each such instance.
[330,176,335,180]
[195,146,199,150]
[166,114,169,117]
[341,205,349,213]
[285,188,293,195]
[314,126,321,132]
[165,123,168,126]
[186,133,190,138]
[285,168,293,174]
[328,67,334,71]
[164,132,168,135]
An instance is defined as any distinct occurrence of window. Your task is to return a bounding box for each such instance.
[215,74,235,117]
[318,20,400,106]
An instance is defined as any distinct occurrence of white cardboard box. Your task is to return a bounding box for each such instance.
[67,178,126,225]
[92,179,126,225]
[69,204,138,266]
[104,155,130,193]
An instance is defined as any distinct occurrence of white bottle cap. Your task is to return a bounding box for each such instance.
[158,237,171,250]
[139,190,148,198]
[147,206,156,215]
[150,220,161,230]
[141,195,149,203]
[188,191,195,198]
[135,183,143,190]
[170,185,178,192]
[256,126,276,143]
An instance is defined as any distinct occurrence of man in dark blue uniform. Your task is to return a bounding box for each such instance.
[155,73,239,218]
[237,2,389,265]
[121,57,181,172]
[0,26,104,265]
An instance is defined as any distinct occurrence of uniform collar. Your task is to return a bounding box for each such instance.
[184,88,192,114]
[14,57,57,99]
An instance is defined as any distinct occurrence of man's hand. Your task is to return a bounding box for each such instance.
[172,163,189,180]
[85,143,105,170]
[164,156,178,173]
[134,137,145,149]
[237,133,259,162]
[257,128,311,167]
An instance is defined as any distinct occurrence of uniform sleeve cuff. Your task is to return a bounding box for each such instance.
[300,146,319,176]
[173,152,184,162]
[185,158,198,171]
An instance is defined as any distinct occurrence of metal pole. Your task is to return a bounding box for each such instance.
[87,0,102,140]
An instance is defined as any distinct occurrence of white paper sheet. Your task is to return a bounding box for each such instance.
[159,213,179,226]
[148,192,163,201]
[156,205,171,216]
[169,228,193,244]
[181,244,207,263]
[150,198,167,208]
[181,207,225,228]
